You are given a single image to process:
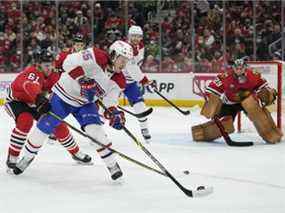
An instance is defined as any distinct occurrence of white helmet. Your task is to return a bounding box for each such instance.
[109,40,133,60]
[128,25,143,36]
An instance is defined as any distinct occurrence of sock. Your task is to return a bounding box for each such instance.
[23,127,48,159]
[8,112,33,158]
[133,102,149,130]
[54,123,79,155]
[85,124,116,167]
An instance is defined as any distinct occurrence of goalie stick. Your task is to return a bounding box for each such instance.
[194,79,254,147]
[118,106,153,118]
[153,88,190,116]
[98,101,213,197]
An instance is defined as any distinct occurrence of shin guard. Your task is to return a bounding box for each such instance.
[241,95,283,144]
[192,116,234,141]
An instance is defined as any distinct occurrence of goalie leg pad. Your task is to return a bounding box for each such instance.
[241,95,283,144]
[192,116,234,141]
[201,93,222,119]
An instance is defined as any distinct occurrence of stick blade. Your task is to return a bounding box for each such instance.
[138,107,153,118]
[191,186,214,197]
[227,140,254,147]
[182,110,190,115]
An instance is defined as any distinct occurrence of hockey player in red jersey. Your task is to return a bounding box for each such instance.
[54,33,86,73]
[192,59,283,144]
[12,40,133,181]
[4,50,91,171]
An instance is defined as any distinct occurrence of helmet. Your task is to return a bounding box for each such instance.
[73,33,84,43]
[109,40,133,60]
[128,25,143,36]
[233,58,246,68]
[33,49,53,63]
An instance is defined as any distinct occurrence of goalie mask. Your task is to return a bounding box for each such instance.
[108,40,133,73]
[232,59,247,75]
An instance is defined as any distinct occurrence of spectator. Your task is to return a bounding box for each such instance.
[145,40,160,60]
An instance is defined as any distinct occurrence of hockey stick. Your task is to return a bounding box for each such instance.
[98,101,213,197]
[118,106,153,118]
[153,89,190,115]
[193,79,253,147]
[50,111,213,196]
[48,112,165,177]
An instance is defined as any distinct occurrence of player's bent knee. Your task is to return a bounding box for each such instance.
[133,101,146,113]
[85,124,111,146]
[16,112,34,132]
[201,93,222,119]
[192,116,234,141]
[37,114,61,135]
[53,123,69,139]
[29,127,49,147]
[241,95,283,144]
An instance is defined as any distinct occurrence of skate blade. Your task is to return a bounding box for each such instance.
[144,138,151,144]
[111,176,124,185]
[6,167,16,175]
[72,161,94,166]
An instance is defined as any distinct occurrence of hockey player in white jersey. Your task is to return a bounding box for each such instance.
[123,25,155,143]
[13,40,133,181]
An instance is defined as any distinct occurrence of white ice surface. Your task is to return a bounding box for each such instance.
[0,105,284,213]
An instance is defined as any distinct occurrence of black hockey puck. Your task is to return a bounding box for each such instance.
[197,186,205,191]
[183,170,190,175]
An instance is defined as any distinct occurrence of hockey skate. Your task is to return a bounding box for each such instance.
[13,156,35,175]
[6,154,18,173]
[107,162,123,180]
[141,128,151,143]
[47,134,56,145]
[72,151,93,165]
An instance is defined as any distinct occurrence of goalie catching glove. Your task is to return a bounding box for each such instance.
[235,87,277,107]
[104,106,126,130]
[256,87,277,107]
[139,76,157,92]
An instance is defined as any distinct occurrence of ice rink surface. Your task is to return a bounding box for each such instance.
[0,105,284,213]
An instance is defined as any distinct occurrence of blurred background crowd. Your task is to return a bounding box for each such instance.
[0,0,284,73]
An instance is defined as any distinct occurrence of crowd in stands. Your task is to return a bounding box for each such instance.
[23,1,57,67]
[0,0,283,73]
[0,1,21,73]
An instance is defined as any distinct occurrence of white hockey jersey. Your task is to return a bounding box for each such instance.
[52,47,123,108]
[123,41,145,84]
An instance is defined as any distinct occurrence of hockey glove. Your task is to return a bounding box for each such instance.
[140,76,157,92]
[35,94,51,115]
[79,78,97,102]
[257,88,277,106]
[104,107,126,130]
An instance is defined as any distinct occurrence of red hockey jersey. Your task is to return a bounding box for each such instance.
[54,47,74,71]
[205,67,268,104]
[7,65,60,105]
